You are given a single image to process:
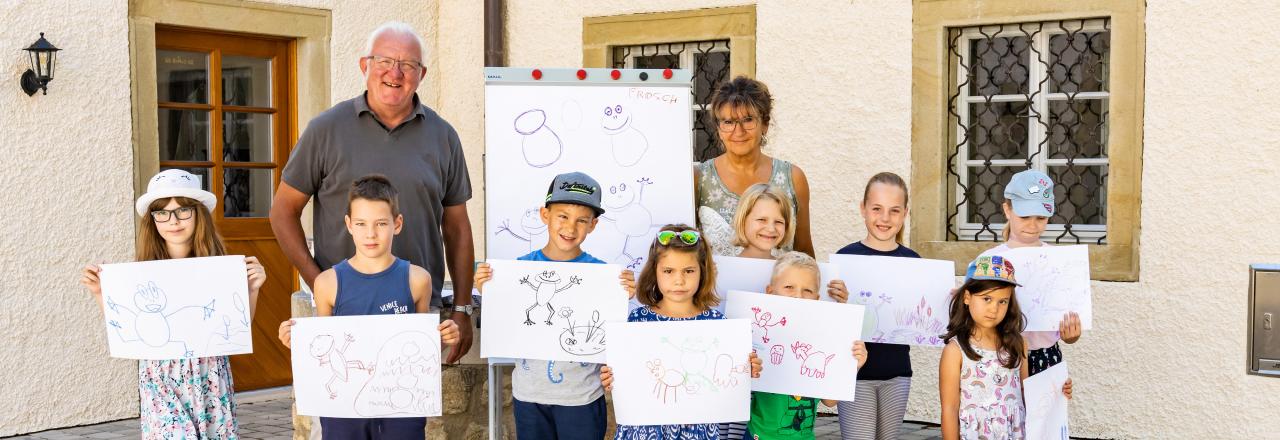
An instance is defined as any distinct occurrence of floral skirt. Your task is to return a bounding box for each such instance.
[138,356,238,439]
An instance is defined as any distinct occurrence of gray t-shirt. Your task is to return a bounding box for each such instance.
[282,93,472,306]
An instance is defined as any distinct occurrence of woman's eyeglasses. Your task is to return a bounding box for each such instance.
[150,206,196,223]
[655,230,701,246]
[717,116,758,133]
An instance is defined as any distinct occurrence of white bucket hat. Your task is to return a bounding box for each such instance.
[135,169,217,216]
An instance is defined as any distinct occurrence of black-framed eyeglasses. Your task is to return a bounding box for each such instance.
[717,116,758,133]
[655,230,701,246]
[365,55,424,75]
[151,206,196,223]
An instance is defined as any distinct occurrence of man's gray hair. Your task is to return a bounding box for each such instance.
[364,21,427,62]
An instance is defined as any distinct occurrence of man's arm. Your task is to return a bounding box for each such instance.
[270,181,322,289]
[441,202,476,363]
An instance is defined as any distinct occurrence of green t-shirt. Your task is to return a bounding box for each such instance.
[747,391,817,439]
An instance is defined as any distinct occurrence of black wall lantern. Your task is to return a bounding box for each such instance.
[21,33,60,96]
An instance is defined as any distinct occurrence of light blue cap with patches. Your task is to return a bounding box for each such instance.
[1003,169,1056,218]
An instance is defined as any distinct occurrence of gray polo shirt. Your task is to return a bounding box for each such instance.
[282,93,472,306]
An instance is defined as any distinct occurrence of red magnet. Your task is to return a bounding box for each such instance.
[611,69,621,80]
[662,68,673,79]
[531,69,543,80]
[576,69,588,80]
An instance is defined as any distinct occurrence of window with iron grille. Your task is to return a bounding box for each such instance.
[612,40,731,162]
[947,18,1110,244]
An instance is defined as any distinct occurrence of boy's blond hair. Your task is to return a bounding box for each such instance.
[731,183,796,249]
[770,251,820,287]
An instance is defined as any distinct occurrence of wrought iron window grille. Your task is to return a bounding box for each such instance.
[613,40,731,162]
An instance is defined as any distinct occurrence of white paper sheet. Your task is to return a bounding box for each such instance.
[1000,245,1094,331]
[292,314,442,418]
[480,259,629,363]
[606,319,752,425]
[485,81,695,271]
[829,254,954,347]
[1024,362,1070,440]
[723,291,863,401]
[97,255,251,360]
[711,256,844,312]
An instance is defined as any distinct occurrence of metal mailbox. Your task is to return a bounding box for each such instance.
[1248,264,1280,376]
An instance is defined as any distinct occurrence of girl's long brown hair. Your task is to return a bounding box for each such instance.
[136,197,227,261]
[634,224,719,311]
[940,279,1025,369]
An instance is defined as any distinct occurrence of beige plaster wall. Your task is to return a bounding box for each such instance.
[493,1,1280,438]
[0,0,460,435]
[0,1,138,436]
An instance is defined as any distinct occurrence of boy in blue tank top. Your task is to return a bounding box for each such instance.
[475,171,636,439]
[279,174,460,439]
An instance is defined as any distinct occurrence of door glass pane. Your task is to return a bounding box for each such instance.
[223,112,272,162]
[159,109,210,161]
[222,55,272,107]
[160,167,211,191]
[223,168,273,218]
[157,50,209,104]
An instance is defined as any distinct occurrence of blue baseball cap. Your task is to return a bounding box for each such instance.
[1003,169,1055,217]
[546,171,605,216]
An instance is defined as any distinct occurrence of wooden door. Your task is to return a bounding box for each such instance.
[154,26,296,390]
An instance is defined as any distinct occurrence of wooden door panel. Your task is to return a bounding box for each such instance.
[157,26,296,391]
[225,239,295,390]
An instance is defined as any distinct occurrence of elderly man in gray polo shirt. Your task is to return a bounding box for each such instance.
[270,22,476,363]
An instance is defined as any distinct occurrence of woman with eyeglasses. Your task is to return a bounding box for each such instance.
[694,76,813,440]
[695,76,813,264]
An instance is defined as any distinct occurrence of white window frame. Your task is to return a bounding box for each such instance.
[952,19,1110,243]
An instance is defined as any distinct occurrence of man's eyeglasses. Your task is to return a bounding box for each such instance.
[151,206,196,223]
[717,116,758,133]
[655,230,701,246]
[365,55,424,75]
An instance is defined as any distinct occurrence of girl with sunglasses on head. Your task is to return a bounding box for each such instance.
[80,169,266,439]
[600,225,764,439]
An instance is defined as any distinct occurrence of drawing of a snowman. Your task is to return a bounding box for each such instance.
[601,104,649,167]
[599,178,656,269]
[514,109,562,168]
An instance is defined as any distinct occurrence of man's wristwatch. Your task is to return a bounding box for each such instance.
[452,304,475,316]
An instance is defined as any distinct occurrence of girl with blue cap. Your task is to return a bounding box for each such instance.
[980,169,1083,376]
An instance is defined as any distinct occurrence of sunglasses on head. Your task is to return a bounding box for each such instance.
[655,230,701,246]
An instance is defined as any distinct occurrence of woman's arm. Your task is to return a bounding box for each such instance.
[790,164,815,257]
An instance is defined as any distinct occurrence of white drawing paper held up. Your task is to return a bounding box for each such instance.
[605,319,752,425]
[723,291,863,401]
[712,256,843,311]
[1024,362,1070,440]
[480,259,629,363]
[485,68,695,271]
[999,245,1093,331]
[97,255,251,360]
[829,254,954,347]
[292,314,442,418]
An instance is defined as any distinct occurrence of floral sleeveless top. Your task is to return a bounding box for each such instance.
[695,158,798,257]
[957,342,1025,440]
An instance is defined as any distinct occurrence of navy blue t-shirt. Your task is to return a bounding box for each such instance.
[836,241,920,380]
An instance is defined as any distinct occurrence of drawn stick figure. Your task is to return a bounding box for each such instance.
[310,334,372,399]
[518,271,582,325]
[106,281,215,357]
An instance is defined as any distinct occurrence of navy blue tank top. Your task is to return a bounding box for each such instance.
[332,258,415,316]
